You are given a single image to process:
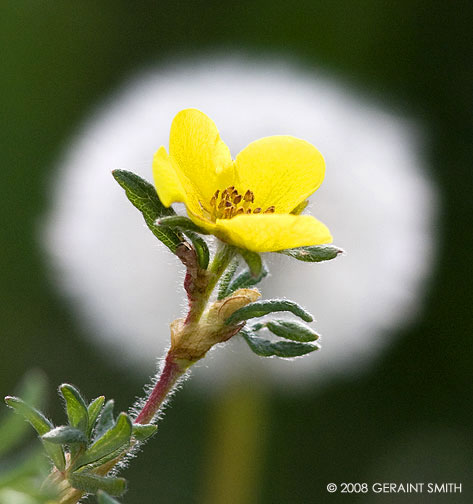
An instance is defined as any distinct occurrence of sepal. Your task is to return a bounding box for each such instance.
[217,258,239,300]
[266,319,319,342]
[238,249,263,278]
[158,215,209,234]
[241,329,319,358]
[184,230,210,269]
[112,169,183,253]
[278,244,343,262]
[225,298,313,325]
[222,263,268,299]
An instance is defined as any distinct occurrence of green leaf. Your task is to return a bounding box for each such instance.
[4,396,52,435]
[185,231,210,269]
[217,258,239,300]
[132,423,157,442]
[278,245,343,262]
[158,215,209,234]
[112,170,183,253]
[4,396,66,471]
[76,413,132,468]
[0,370,47,457]
[225,299,313,325]
[69,472,127,497]
[239,249,263,278]
[59,384,89,434]
[87,396,105,439]
[241,331,319,358]
[97,490,122,504]
[42,425,87,445]
[94,400,115,440]
[266,320,319,342]
[224,263,268,297]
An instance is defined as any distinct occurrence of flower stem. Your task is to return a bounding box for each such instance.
[185,242,236,325]
[134,243,235,424]
[134,352,187,424]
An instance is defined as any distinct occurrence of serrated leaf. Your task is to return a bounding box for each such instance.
[224,264,268,297]
[59,384,89,434]
[97,490,122,504]
[185,231,210,269]
[87,396,105,439]
[42,425,87,445]
[94,400,115,440]
[266,320,319,342]
[217,258,239,300]
[158,215,209,234]
[241,331,319,358]
[75,413,132,468]
[69,472,127,497]
[132,423,157,442]
[278,245,343,262]
[225,299,313,325]
[239,249,263,278]
[112,170,183,253]
[4,396,66,470]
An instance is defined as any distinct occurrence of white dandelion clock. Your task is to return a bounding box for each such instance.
[41,55,438,389]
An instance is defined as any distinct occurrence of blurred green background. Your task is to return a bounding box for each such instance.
[1,1,472,502]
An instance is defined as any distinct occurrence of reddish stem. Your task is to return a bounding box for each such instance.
[134,353,184,424]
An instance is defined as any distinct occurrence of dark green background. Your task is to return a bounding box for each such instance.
[1,1,472,502]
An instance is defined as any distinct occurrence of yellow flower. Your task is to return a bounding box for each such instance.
[153,109,332,253]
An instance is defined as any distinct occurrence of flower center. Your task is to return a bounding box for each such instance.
[204,186,275,221]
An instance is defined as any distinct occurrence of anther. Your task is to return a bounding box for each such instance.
[264,206,275,213]
[233,194,242,204]
[244,190,254,203]
[253,207,262,214]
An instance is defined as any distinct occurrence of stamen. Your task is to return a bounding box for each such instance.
[244,190,254,203]
[208,186,275,220]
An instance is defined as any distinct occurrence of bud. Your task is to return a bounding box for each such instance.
[169,289,261,363]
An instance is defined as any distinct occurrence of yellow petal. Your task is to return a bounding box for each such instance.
[169,109,234,204]
[215,214,332,253]
[152,146,187,207]
[234,136,325,213]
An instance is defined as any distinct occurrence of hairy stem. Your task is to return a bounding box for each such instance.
[184,242,235,324]
[134,352,187,425]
